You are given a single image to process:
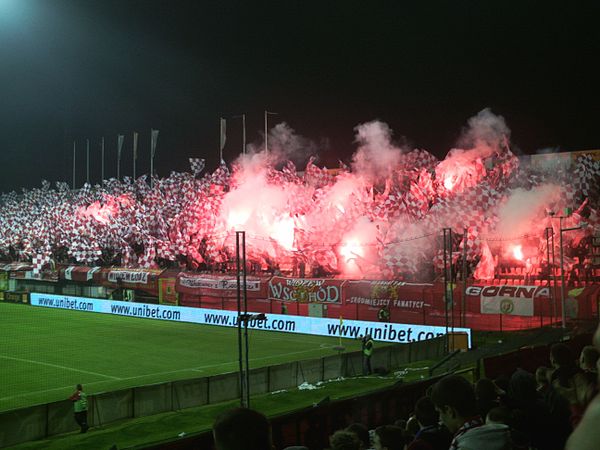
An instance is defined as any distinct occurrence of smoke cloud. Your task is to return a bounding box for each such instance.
[352,120,404,181]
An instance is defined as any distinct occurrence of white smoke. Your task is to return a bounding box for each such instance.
[245,122,318,167]
[495,184,562,237]
[352,120,404,181]
[457,107,511,154]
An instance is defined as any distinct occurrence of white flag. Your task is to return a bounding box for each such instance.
[117,134,124,161]
[150,129,159,159]
[133,131,139,160]
[220,118,226,151]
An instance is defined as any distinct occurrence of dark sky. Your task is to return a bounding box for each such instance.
[0,0,599,192]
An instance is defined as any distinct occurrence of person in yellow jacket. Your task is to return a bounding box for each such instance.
[360,334,374,375]
[68,384,89,433]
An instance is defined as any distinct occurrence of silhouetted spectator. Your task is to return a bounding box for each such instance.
[566,322,600,450]
[212,407,272,450]
[345,423,370,450]
[535,366,551,394]
[474,378,499,419]
[329,430,361,450]
[407,396,452,450]
[373,425,405,450]
[579,345,599,373]
[550,343,581,388]
[506,368,569,450]
[430,375,510,450]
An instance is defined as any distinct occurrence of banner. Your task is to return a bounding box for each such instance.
[30,293,471,346]
[467,285,549,316]
[268,277,345,303]
[62,266,101,282]
[176,273,268,298]
[101,268,164,295]
[344,280,431,309]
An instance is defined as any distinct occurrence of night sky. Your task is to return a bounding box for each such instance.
[0,0,599,192]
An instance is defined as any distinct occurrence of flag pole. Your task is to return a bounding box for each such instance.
[150,129,159,188]
[101,136,105,182]
[86,139,90,184]
[232,114,246,156]
[72,140,76,189]
[133,131,138,180]
[219,118,226,164]
[264,111,278,153]
[117,134,124,180]
[242,114,246,155]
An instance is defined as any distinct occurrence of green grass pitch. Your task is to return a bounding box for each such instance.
[0,303,362,412]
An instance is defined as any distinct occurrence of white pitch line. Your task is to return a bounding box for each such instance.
[0,345,337,402]
[0,354,120,380]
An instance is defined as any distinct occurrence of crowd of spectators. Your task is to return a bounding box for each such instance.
[211,324,600,450]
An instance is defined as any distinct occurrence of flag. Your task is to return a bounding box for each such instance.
[220,118,226,151]
[189,158,206,176]
[117,135,124,161]
[133,132,139,160]
[151,129,159,159]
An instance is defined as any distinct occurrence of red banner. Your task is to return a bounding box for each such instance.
[343,280,431,309]
[100,268,164,294]
[267,277,345,303]
[59,266,102,283]
[176,273,269,299]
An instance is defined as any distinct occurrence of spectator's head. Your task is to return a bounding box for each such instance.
[493,374,510,394]
[414,396,439,427]
[329,430,361,450]
[535,366,550,388]
[580,345,600,372]
[373,425,405,450]
[486,406,512,425]
[213,407,273,450]
[405,416,420,439]
[76,384,83,391]
[508,368,537,406]
[551,343,574,368]
[430,375,477,433]
[573,371,598,408]
[474,378,497,403]
[345,423,370,450]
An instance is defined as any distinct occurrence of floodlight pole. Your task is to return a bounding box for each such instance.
[545,227,556,324]
[557,216,584,329]
[236,231,250,407]
[264,111,278,153]
[442,228,453,352]
[232,114,247,155]
[462,227,467,327]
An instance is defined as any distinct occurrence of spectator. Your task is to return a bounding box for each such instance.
[345,423,371,450]
[505,368,569,450]
[329,430,361,450]
[68,384,89,433]
[579,345,599,373]
[407,396,452,450]
[404,416,420,442]
[566,322,600,450]
[550,343,581,388]
[373,425,405,450]
[474,378,499,419]
[360,334,374,375]
[430,375,510,450]
[535,366,551,394]
[485,406,512,426]
[213,407,273,450]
